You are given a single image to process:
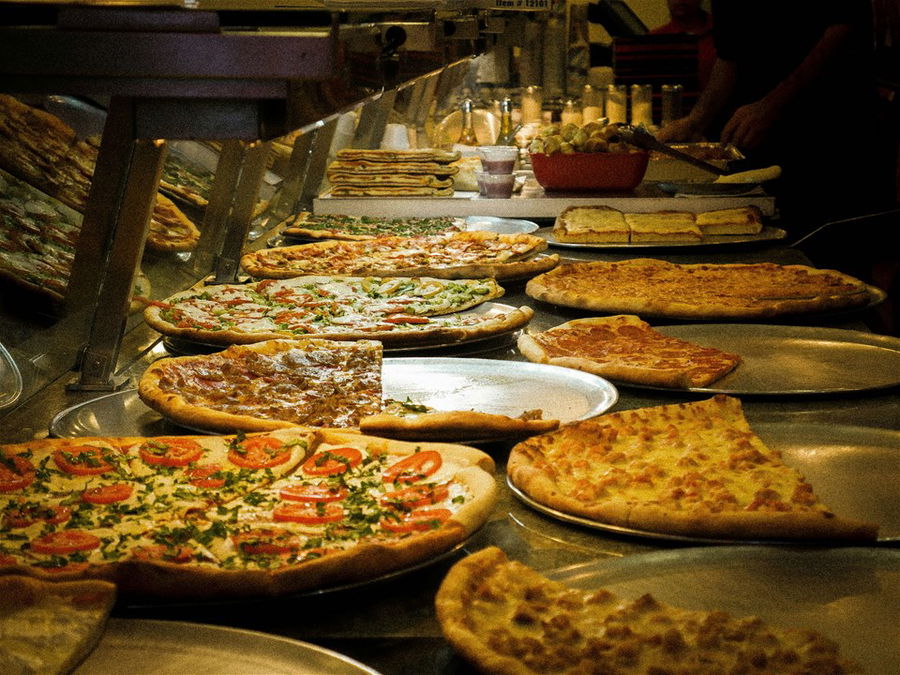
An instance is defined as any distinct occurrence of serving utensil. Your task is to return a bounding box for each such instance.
[617,125,730,176]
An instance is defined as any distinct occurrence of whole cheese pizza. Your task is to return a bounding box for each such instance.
[518,315,741,388]
[508,395,878,541]
[280,212,464,241]
[143,275,533,347]
[436,546,863,674]
[526,258,873,319]
[0,575,116,674]
[138,339,558,440]
[241,231,558,282]
[0,428,497,600]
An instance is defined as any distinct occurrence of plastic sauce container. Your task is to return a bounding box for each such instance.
[475,171,516,198]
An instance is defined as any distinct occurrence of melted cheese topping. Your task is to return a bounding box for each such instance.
[517,396,826,513]
[451,550,860,674]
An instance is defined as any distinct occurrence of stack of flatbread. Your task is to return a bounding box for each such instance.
[327,148,461,197]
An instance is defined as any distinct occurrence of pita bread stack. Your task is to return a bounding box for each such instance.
[327,148,461,197]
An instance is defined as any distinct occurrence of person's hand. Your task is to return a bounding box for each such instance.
[655,116,705,142]
[720,99,779,150]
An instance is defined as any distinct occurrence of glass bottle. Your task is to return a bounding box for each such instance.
[495,97,514,145]
[630,84,653,127]
[605,84,627,124]
[457,99,479,146]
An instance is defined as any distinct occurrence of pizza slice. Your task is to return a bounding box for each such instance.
[0,575,116,675]
[507,395,878,541]
[695,205,764,235]
[517,315,741,388]
[436,546,863,674]
[552,205,629,243]
[624,211,702,243]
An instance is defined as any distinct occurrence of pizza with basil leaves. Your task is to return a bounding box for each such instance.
[0,427,497,599]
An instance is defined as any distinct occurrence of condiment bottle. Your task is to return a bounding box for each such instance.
[495,97,514,145]
[457,99,479,146]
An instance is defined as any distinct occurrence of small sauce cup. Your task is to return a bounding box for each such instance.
[477,146,519,174]
[475,171,516,198]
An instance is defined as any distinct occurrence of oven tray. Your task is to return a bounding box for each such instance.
[509,421,899,543]
[621,324,900,395]
[545,546,899,675]
[75,619,380,674]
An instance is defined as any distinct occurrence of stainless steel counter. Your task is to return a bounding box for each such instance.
[3,236,898,675]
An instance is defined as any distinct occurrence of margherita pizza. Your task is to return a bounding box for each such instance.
[143,275,533,347]
[280,212,464,241]
[517,315,741,388]
[436,546,863,674]
[507,395,878,541]
[241,231,558,282]
[0,428,497,600]
[138,339,558,440]
[526,258,873,319]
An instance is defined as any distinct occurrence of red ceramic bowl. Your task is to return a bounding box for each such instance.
[529,150,650,191]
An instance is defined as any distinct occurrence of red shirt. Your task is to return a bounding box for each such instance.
[651,12,716,89]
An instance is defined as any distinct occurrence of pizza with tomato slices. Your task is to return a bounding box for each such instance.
[0,427,497,599]
[143,275,533,347]
[240,231,558,282]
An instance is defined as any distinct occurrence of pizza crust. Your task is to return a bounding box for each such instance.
[360,410,559,441]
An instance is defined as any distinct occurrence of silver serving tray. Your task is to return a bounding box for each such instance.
[626,324,900,395]
[536,225,787,250]
[75,619,380,674]
[509,421,899,543]
[546,547,900,675]
[50,358,618,443]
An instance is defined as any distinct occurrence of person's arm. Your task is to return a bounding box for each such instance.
[656,57,737,142]
[720,23,853,149]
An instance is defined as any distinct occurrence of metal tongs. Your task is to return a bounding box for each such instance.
[617,125,730,176]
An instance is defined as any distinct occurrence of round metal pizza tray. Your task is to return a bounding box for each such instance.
[75,619,381,674]
[613,324,900,396]
[508,421,900,544]
[544,546,900,675]
[535,225,787,250]
[49,360,618,444]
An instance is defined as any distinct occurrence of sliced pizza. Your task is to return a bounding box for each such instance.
[507,395,878,541]
[436,547,863,675]
[241,231,557,281]
[279,212,464,241]
[143,275,532,347]
[517,315,741,388]
[0,575,116,675]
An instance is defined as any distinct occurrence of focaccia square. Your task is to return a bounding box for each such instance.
[624,211,701,242]
[695,206,764,235]
[553,206,629,243]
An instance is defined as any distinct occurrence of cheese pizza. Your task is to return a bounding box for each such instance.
[526,258,873,319]
[143,275,533,347]
[0,428,498,600]
[507,395,878,541]
[436,546,863,675]
[517,315,741,388]
[241,231,558,282]
[0,575,116,674]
